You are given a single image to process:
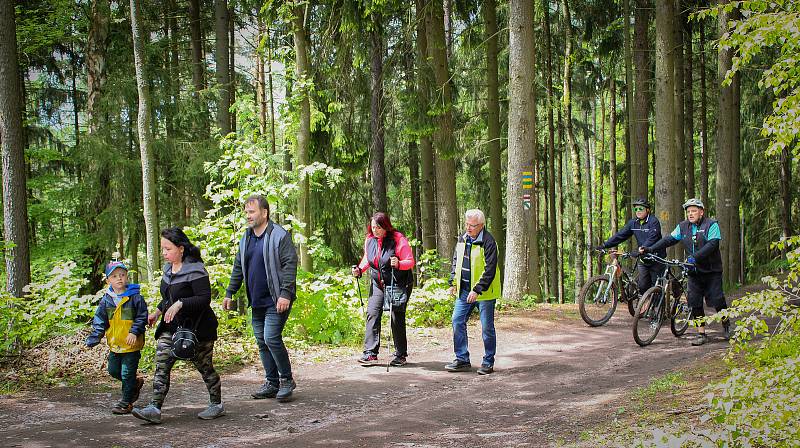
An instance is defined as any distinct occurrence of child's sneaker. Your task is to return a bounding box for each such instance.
[111,401,133,415]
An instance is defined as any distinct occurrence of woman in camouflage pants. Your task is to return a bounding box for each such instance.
[132,227,223,424]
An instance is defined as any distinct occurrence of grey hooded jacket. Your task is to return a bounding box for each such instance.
[225,220,299,304]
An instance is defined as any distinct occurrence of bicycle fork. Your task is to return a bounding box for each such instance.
[594,265,617,304]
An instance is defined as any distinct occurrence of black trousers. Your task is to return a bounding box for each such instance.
[688,272,727,325]
[363,281,409,357]
[637,262,666,295]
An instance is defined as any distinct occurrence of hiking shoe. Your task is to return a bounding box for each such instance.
[691,333,708,346]
[276,378,296,403]
[132,404,162,424]
[444,359,471,372]
[111,401,133,415]
[477,365,494,375]
[722,319,731,339]
[131,376,145,404]
[198,403,225,420]
[389,356,407,367]
[357,353,378,366]
[251,382,279,399]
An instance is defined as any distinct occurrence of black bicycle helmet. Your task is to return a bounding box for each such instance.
[632,197,651,209]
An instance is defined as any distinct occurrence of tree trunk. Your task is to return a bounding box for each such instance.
[505,0,535,301]
[699,18,709,206]
[267,27,277,155]
[425,0,459,264]
[609,76,619,234]
[655,0,679,244]
[544,0,558,300]
[562,0,585,298]
[484,0,504,262]
[780,147,792,255]
[188,0,208,136]
[585,106,594,272]
[370,13,388,213]
[404,34,423,265]
[293,3,313,271]
[214,0,230,135]
[415,0,437,252]
[130,0,160,278]
[256,14,267,136]
[631,0,651,203]
[715,0,741,284]
[0,1,31,297]
[673,5,686,205]
[229,7,236,133]
[558,109,565,303]
[684,17,695,198]
[623,0,633,210]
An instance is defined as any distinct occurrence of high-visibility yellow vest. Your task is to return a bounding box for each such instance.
[454,241,502,301]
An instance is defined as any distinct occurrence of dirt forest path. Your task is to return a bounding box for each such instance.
[0,303,735,448]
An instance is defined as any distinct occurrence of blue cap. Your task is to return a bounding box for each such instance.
[104,261,129,278]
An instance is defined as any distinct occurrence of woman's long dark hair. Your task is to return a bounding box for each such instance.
[160,227,203,263]
[366,212,396,240]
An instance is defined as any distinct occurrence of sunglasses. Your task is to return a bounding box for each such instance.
[633,206,646,212]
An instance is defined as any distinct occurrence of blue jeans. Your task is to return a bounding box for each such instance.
[107,351,141,404]
[452,289,496,367]
[252,305,293,386]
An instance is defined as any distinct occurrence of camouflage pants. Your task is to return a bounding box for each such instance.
[149,333,221,408]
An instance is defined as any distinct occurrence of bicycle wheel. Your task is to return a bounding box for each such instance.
[577,275,619,327]
[633,286,665,346]
[670,286,691,336]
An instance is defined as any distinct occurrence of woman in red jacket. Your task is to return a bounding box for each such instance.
[351,212,415,366]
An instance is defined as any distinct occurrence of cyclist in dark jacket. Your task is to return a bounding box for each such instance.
[596,198,666,295]
[641,198,729,346]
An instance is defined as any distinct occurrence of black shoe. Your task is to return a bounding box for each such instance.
[722,319,731,339]
[357,353,378,366]
[477,365,494,375]
[389,356,407,367]
[276,378,296,403]
[444,359,471,372]
[691,333,708,346]
[251,382,279,399]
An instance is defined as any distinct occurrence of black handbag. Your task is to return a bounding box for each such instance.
[383,268,409,311]
[169,294,206,360]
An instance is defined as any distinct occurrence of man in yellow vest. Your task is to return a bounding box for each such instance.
[445,209,502,375]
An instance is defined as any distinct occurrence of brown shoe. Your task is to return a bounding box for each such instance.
[111,401,133,415]
[131,376,145,404]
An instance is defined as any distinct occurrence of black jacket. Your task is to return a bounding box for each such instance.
[156,260,218,342]
[648,217,723,274]
[449,229,499,295]
[602,214,666,258]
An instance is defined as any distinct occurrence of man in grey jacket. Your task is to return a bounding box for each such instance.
[224,195,298,402]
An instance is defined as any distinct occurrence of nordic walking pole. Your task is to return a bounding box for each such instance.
[352,265,365,317]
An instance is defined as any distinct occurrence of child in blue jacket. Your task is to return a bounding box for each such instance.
[85,261,148,414]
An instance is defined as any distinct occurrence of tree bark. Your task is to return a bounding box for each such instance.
[623,0,634,210]
[229,7,236,133]
[214,0,231,135]
[655,0,679,243]
[425,0,459,265]
[484,0,504,262]
[543,0,558,300]
[293,3,313,271]
[673,4,686,205]
[267,27,277,155]
[188,0,208,136]
[558,109,565,303]
[505,0,535,301]
[0,0,31,297]
[609,76,619,234]
[415,0,437,252]
[715,0,741,284]
[562,0,585,298]
[370,12,388,213]
[403,33,423,264]
[631,0,651,203]
[684,16,695,198]
[257,14,267,136]
[699,18,709,206]
[780,147,792,255]
[130,0,160,277]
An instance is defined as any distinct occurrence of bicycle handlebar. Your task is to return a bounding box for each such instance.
[641,253,694,268]
[592,248,639,259]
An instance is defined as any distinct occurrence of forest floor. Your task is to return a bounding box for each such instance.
[0,291,754,448]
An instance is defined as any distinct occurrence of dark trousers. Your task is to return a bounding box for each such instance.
[363,281,408,357]
[150,333,221,408]
[688,272,727,325]
[637,262,666,295]
[107,351,141,404]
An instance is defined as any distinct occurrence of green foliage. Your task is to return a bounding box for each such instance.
[0,262,98,355]
[406,278,455,327]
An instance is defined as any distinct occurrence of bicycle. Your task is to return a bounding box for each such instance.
[577,249,642,327]
[632,254,693,346]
